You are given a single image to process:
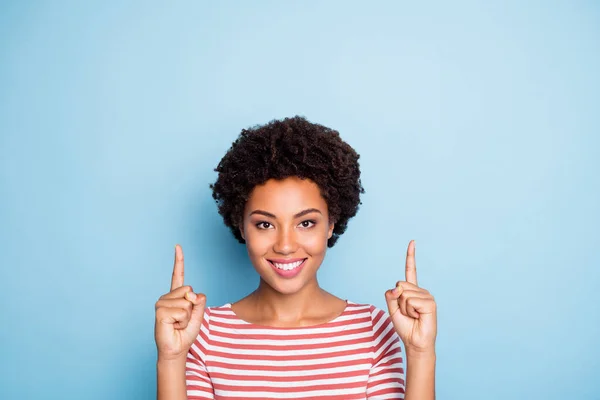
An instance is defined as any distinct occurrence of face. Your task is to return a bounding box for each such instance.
[240,176,334,295]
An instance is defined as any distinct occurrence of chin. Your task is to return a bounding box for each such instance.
[272,283,302,295]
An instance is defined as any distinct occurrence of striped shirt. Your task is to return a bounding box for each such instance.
[185,302,405,399]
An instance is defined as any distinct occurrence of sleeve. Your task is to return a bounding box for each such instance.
[366,305,406,399]
[185,308,215,399]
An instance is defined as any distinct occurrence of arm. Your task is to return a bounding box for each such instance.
[157,357,188,400]
[157,338,215,400]
[405,350,436,400]
[366,309,436,400]
[157,322,215,400]
[155,245,207,400]
[384,240,438,400]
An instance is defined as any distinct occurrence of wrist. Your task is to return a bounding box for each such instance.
[157,354,187,367]
[405,347,436,361]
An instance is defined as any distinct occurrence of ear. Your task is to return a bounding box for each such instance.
[327,222,334,239]
[239,222,245,240]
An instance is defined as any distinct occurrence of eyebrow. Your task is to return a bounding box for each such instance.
[249,208,323,219]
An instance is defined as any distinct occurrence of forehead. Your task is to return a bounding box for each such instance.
[245,177,328,215]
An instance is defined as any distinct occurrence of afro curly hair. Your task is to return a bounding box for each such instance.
[210,116,364,247]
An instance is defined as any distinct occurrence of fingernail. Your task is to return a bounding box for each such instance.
[185,292,196,301]
[392,287,399,295]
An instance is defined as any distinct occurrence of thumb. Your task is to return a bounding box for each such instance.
[185,292,206,332]
[385,287,401,316]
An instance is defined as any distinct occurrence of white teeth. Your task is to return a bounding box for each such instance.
[273,260,303,271]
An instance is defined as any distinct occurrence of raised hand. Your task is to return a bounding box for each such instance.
[154,244,206,362]
[385,240,437,354]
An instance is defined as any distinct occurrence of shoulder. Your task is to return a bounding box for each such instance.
[205,303,234,315]
[202,303,236,326]
[344,302,395,342]
[345,301,390,326]
[346,303,402,361]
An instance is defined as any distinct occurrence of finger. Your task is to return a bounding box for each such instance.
[160,285,193,300]
[397,290,429,318]
[184,291,205,306]
[385,287,422,314]
[171,244,185,291]
[398,290,408,316]
[154,299,193,320]
[188,293,207,331]
[155,298,194,318]
[174,318,190,330]
[406,297,437,315]
[156,307,189,328]
[406,299,421,319]
[395,281,428,294]
[385,288,402,316]
[405,240,418,286]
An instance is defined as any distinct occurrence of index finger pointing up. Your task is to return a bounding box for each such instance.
[405,240,418,286]
[171,244,185,291]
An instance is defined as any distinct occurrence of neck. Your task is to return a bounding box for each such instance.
[251,278,327,323]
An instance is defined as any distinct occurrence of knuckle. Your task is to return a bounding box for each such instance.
[168,286,191,298]
[159,292,170,300]
[176,299,189,309]
[177,320,189,330]
[180,309,191,321]
[172,308,185,319]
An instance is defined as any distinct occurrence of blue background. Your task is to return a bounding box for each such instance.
[1,1,599,399]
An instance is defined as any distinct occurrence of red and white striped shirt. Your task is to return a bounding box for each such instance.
[186,302,405,399]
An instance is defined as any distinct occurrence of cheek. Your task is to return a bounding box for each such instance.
[245,231,272,257]
[298,229,328,254]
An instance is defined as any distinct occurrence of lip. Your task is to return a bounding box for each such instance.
[267,258,307,278]
[267,257,306,264]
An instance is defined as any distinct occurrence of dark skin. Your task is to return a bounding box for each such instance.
[233,176,346,327]
[155,176,436,399]
[231,289,347,328]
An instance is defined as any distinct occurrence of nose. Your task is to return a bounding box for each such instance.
[273,226,297,255]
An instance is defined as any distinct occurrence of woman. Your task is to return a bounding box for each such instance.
[155,116,437,399]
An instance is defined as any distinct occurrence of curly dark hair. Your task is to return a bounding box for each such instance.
[210,116,364,247]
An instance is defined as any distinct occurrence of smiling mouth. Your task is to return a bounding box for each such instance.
[268,258,307,271]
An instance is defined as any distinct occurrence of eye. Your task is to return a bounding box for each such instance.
[298,220,315,228]
[255,221,273,230]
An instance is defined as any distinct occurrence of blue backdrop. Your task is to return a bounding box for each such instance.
[1,1,598,399]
